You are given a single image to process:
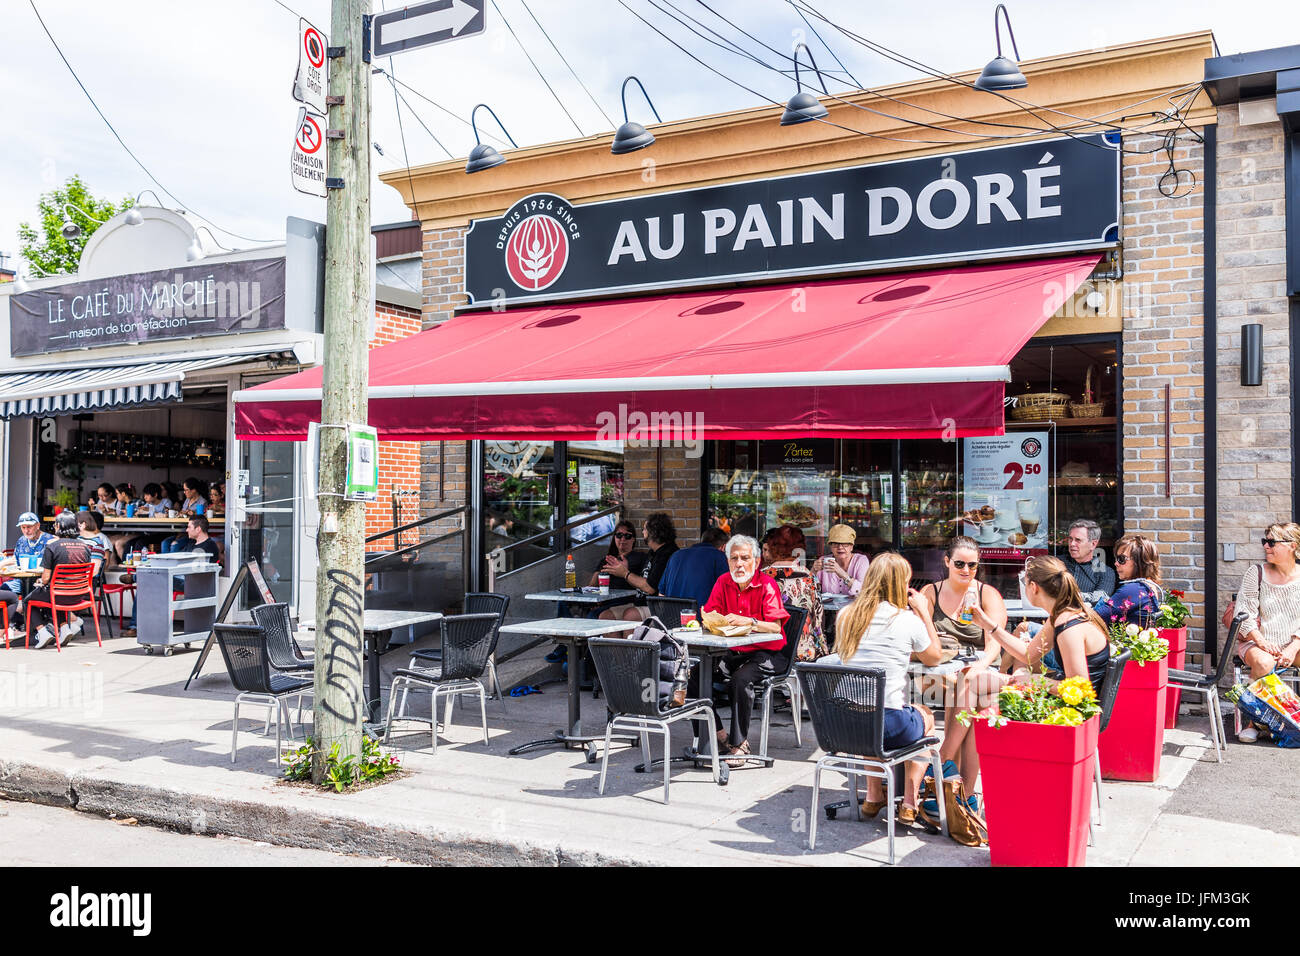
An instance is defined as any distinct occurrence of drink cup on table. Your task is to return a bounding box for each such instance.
[597,572,609,595]
[680,610,697,628]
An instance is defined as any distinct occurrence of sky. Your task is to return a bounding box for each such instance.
[0,0,1295,273]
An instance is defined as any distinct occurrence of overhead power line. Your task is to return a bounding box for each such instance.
[517,0,617,129]
[29,0,277,243]
[489,0,586,137]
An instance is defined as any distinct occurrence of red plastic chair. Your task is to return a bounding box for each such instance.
[0,600,9,649]
[25,563,102,652]
[102,579,136,631]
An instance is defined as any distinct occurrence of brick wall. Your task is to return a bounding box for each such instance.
[622,444,703,544]
[1213,105,1291,637]
[1120,130,1208,666]
[366,302,423,550]
[421,225,465,330]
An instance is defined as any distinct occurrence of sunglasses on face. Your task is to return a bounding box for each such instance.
[951,560,978,571]
[614,532,635,540]
[1262,538,1292,548]
[1114,554,1132,565]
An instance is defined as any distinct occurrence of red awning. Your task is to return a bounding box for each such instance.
[234,254,1099,441]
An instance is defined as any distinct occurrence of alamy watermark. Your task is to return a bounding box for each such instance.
[0,664,103,718]
[595,403,705,458]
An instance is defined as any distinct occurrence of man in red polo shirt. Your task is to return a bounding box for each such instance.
[703,534,790,766]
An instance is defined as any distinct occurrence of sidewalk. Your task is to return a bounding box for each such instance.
[0,626,1292,866]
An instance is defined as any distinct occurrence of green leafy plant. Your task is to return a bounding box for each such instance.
[18,175,134,276]
[1153,589,1191,629]
[958,675,1101,728]
[1109,622,1170,665]
[283,735,402,792]
[54,488,77,511]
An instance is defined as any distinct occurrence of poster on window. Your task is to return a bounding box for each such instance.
[766,471,830,542]
[962,432,1049,558]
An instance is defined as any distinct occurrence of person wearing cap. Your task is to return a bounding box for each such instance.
[0,513,54,633]
[812,524,871,596]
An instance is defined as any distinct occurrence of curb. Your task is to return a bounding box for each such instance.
[0,758,650,867]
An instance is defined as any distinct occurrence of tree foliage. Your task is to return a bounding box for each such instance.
[18,175,134,276]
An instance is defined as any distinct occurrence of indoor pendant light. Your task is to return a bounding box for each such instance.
[974,4,1027,92]
[611,76,661,155]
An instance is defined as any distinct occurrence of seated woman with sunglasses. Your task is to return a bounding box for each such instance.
[592,521,648,621]
[1233,523,1300,741]
[914,537,1006,807]
[1091,534,1163,627]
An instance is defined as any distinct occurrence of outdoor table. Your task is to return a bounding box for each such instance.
[300,609,443,727]
[0,568,42,598]
[524,588,642,618]
[821,593,853,647]
[45,515,226,533]
[499,617,638,758]
[1003,598,1048,622]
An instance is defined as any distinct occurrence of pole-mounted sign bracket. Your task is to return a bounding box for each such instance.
[326,177,346,189]
[361,14,372,63]
[327,45,345,58]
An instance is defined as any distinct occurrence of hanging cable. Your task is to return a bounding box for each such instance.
[787,0,863,89]
[386,77,456,160]
[28,0,278,244]
[517,0,617,129]
[374,68,513,148]
[489,0,586,137]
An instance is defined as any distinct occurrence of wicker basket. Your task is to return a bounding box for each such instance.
[1069,366,1105,418]
[1009,391,1070,422]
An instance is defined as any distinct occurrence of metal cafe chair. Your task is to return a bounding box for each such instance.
[25,563,103,652]
[403,594,510,711]
[797,661,947,865]
[588,636,725,804]
[754,604,809,760]
[646,595,698,628]
[384,613,500,754]
[251,602,313,674]
[213,623,312,765]
[1170,613,1246,759]
[1088,647,1131,843]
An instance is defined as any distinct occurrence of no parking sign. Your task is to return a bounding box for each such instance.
[291,107,327,197]
[292,18,328,114]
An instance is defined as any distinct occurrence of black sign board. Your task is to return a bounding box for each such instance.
[464,134,1119,307]
[9,257,286,357]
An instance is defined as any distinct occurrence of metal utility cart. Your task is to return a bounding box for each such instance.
[135,553,221,657]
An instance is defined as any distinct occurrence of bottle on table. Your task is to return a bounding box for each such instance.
[564,553,576,590]
[959,583,979,625]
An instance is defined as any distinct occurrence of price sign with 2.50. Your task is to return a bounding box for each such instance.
[1003,461,1043,489]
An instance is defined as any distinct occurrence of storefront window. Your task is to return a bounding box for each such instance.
[900,439,960,585]
[834,441,894,552]
[566,441,625,544]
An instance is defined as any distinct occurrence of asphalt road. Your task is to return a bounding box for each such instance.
[0,799,412,866]
[1160,729,1300,837]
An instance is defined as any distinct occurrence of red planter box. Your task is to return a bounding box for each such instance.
[1160,627,1187,729]
[975,716,1098,867]
[1098,657,1168,782]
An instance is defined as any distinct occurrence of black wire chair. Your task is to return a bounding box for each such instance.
[796,661,947,864]
[406,593,510,706]
[754,604,809,760]
[588,636,725,803]
[251,602,312,674]
[646,595,698,628]
[1089,646,1131,840]
[214,623,312,765]
[383,613,500,754]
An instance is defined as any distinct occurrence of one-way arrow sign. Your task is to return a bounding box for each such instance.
[371,0,485,58]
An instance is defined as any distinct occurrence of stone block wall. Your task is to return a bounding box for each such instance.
[1213,104,1292,627]
[1120,130,1208,665]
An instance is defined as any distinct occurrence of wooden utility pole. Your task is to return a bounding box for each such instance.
[313,0,371,782]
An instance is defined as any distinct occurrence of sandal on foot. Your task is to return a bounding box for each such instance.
[898,804,920,826]
[724,742,750,768]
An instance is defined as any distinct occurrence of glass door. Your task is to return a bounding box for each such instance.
[899,439,959,585]
[238,439,296,605]
[483,441,557,572]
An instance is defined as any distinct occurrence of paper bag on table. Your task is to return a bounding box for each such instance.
[702,610,753,637]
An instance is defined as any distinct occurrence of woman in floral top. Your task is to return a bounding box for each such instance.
[761,524,827,661]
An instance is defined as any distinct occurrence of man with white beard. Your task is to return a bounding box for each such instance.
[701,534,791,767]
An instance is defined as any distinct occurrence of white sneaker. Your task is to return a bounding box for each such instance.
[1238,726,1259,743]
[59,620,76,642]
[32,625,56,649]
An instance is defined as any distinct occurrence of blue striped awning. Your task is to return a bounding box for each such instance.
[0,355,256,420]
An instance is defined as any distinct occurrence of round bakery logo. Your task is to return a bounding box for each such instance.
[498,194,580,292]
[1020,437,1043,459]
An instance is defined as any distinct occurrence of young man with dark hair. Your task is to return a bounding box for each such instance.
[658,526,730,611]
[182,515,221,564]
[28,512,94,649]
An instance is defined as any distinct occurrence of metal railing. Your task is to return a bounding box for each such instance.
[486,504,621,590]
[364,505,468,568]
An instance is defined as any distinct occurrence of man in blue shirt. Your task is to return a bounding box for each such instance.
[2,512,54,633]
[658,527,729,610]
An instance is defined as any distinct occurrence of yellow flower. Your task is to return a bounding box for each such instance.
[1060,684,1084,706]
[1045,707,1083,726]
